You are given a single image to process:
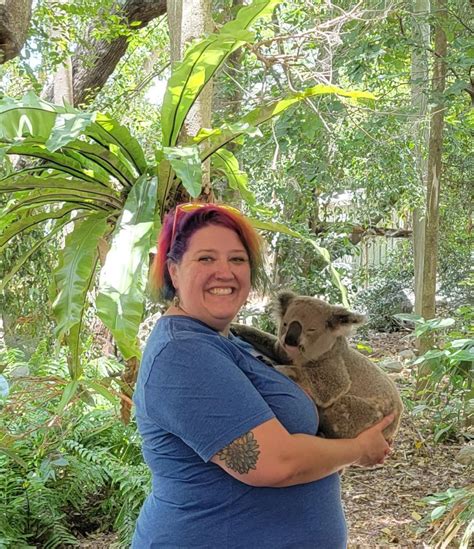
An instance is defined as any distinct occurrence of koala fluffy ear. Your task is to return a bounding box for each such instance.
[274,290,296,317]
[327,307,366,336]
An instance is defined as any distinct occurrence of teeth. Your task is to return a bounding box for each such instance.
[209,288,233,295]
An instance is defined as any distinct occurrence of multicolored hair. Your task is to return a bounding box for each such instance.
[151,203,266,300]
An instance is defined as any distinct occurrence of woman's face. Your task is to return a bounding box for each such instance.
[168,224,251,333]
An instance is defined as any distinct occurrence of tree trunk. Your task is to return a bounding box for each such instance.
[167,0,213,197]
[52,0,74,105]
[43,0,167,106]
[0,0,32,63]
[411,0,430,316]
[421,0,447,321]
[417,0,448,393]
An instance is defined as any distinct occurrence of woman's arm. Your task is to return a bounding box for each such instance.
[210,414,393,488]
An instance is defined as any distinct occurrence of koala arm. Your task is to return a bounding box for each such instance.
[230,323,291,363]
[306,356,351,408]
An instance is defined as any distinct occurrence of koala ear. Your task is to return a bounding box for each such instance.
[327,307,366,336]
[274,290,296,317]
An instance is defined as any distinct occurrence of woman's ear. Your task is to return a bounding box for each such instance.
[167,260,179,290]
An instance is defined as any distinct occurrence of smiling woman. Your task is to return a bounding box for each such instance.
[132,202,394,548]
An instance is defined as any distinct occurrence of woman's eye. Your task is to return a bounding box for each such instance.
[231,257,248,263]
[198,256,214,262]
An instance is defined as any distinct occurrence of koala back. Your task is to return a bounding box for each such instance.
[275,291,403,442]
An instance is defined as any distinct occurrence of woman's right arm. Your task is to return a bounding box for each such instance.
[210,414,393,488]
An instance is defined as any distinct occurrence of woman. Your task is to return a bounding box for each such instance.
[132,202,393,548]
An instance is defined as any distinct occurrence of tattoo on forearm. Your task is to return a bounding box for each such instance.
[217,431,260,474]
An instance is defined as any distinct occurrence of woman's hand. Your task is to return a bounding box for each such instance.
[353,414,395,467]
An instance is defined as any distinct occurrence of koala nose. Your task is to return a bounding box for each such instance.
[284,321,302,347]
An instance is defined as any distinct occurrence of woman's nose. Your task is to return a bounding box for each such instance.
[214,260,234,278]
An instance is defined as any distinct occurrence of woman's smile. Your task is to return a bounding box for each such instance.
[168,225,251,333]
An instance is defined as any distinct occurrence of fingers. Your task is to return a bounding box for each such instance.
[376,413,395,431]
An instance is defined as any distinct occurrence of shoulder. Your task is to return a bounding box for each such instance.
[142,316,242,375]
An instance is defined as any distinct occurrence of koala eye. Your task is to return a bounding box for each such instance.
[282,322,287,327]
[307,329,317,333]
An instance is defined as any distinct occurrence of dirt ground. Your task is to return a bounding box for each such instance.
[343,331,472,548]
[78,331,473,548]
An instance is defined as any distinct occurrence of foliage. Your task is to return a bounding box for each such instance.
[397,307,474,442]
[0,345,149,547]
[419,485,474,549]
[348,240,414,330]
[0,0,374,376]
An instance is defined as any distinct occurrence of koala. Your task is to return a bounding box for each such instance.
[231,291,403,442]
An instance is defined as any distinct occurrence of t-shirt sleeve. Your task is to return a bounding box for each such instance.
[141,338,275,462]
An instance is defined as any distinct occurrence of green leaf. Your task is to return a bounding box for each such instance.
[0,92,59,142]
[0,205,77,248]
[57,380,79,414]
[200,84,376,161]
[426,318,455,330]
[449,349,474,362]
[52,213,109,340]
[5,143,110,185]
[418,349,447,361]
[97,175,159,360]
[63,140,135,187]
[90,112,147,175]
[161,0,281,147]
[0,447,28,468]
[211,148,256,204]
[4,188,117,215]
[0,213,80,291]
[84,380,119,406]
[249,218,348,306]
[394,313,424,323]
[66,322,84,379]
[46,111,97,151]
[157,157,176,217]
[163,146,202,198]
[0,175,122,208]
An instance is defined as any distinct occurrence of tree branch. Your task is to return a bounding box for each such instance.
[43,0,167,106]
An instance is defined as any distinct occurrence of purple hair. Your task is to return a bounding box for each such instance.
[151,204,265,301]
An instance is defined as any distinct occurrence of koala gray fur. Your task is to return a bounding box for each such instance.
[231,291,403,442]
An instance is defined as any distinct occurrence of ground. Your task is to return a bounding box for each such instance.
[343,331,472,548]
[78,331,473,549]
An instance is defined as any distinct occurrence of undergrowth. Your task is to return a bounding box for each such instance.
[0,346,150,548]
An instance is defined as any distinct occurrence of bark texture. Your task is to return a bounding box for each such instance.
[167,0,213,197]
[411,0,431,316]
[0,0,32,63]
[43,0,167,106]
[52,0,74,105]
[416,0,448,393]
[421,0,447,323]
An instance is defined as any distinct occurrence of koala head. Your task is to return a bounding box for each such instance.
[274,291,365,363]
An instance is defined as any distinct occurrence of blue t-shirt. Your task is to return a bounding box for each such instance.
[132,316,346,548]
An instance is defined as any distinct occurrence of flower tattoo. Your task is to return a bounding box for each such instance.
[217,432,260,474]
